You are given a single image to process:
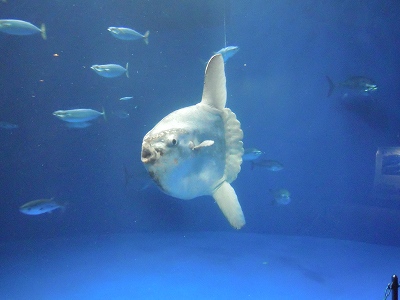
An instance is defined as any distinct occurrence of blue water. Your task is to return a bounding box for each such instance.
[0,1,399,299]
[1,232,399,299]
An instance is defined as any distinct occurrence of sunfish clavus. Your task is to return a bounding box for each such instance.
[141,54,245,229]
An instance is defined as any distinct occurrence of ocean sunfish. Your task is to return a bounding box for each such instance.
[141,54,245,229]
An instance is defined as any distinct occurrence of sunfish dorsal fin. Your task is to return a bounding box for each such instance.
[201,54,226,110]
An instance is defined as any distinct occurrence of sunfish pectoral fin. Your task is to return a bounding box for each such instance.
[212,181,245,229]
[190,140,214,150]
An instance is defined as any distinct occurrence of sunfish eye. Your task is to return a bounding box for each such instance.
[169,138,178,146]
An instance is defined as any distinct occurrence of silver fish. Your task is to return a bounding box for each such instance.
[107,27,149,44]
[215,46,239,62]
[119,96,133,101]
[53,108,106,123]
[243,148,263,161]
[0,19,46,39]
[0,121,18,129]
[91,63,129,78]
[19,198,65,215]
[270,189,291,205]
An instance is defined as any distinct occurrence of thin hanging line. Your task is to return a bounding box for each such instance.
[223,0,227,47]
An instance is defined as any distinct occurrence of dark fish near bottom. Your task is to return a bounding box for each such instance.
[326,76,377,97]
[251,159,283,171]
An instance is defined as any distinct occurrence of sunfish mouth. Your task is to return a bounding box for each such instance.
[141,142,160,164]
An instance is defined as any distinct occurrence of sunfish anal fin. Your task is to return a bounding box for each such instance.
[212,181,245,229]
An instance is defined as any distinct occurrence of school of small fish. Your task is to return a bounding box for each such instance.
[4,9,377,221]
[0,14,247,217]
[243,147,288,204]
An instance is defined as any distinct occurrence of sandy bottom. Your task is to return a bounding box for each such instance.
[0,232,398,299]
